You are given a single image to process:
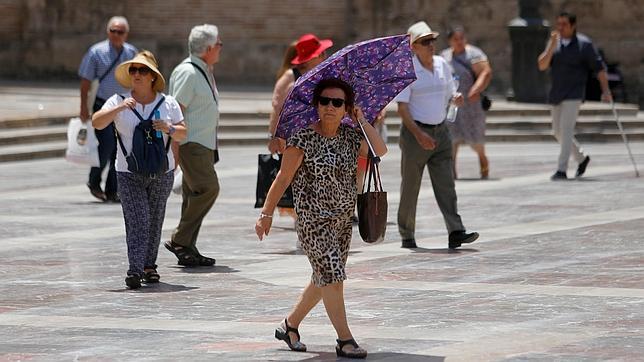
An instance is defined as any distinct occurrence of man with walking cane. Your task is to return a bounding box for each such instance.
[538,11,612,180]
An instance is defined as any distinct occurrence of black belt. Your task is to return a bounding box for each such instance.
[415,121,443,129]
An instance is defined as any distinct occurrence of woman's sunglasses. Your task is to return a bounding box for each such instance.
[318,96,345,108]
[128,66,151,76]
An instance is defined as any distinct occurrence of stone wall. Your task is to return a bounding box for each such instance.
[1,0,643,105]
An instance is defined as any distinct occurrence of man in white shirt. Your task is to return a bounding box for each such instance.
[395,21,479,249]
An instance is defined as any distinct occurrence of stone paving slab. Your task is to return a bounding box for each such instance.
[0,141,643,361]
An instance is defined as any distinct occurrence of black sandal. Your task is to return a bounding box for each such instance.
[191,246,216,266]
[336,338,367,359]
[143,265,160,283]
[125,273,141,289]
[274,318,307,352]
[164,241,199,266]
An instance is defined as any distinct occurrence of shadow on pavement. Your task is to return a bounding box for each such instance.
[456,177,501,181]
[107,282,199,293]
[301,351,444,361]
[169,265,240,274]
[410,247,479,254]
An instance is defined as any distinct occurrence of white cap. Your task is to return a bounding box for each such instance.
[407,21,440,44]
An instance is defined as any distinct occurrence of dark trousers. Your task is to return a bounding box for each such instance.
[171,142,220,250]
[117,171,174,275]
[398,123,465,240]
[89,98,117,194]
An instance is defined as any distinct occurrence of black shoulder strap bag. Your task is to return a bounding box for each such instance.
[92,47,124,111]
[452,51,492,111]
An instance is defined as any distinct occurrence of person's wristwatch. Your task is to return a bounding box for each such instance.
[168,125,176,136]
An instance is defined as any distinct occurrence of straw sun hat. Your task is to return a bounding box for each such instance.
[115,50,166,92]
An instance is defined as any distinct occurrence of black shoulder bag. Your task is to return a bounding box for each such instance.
[92,47,124,111]
[357,154,388,244]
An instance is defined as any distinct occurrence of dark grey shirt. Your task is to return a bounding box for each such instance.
[549,33,605,104]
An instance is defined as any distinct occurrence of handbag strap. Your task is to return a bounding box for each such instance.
[452,50,476,81]
[99,47,125,83]
[188,61,218,104]
[362,152,384,194]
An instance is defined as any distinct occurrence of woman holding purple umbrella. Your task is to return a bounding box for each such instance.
[256,78,387,358]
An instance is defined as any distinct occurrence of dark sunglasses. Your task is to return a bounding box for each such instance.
[318,96,346,108]
[109,28,126,35]
[418,38,436,46]
[128,66,151,76]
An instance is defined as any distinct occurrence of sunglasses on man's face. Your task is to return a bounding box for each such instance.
[128,66,151,76]
[418,38,435,47]
[109,28,126,35]
[318,96,346,108]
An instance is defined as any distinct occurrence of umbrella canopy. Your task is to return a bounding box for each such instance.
[275,34,416,139]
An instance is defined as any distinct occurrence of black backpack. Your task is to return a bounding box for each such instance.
[116,95,170,177]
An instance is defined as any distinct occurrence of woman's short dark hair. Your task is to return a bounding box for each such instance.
[447,26,465,39]
[312,78,355,109]
[558,11,576,26]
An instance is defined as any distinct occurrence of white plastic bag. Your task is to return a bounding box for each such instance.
[65,117,99,167]
[172,167,183,194]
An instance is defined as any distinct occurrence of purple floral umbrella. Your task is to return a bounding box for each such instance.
[275,34,416,140]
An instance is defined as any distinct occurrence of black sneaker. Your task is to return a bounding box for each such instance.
[448,231,479,249]
[125,273,141,289]
[401,238,417,248]
[550,171,568,181]
[576,156,590,177]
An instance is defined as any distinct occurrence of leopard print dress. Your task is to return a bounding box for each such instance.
[287,124,363,287]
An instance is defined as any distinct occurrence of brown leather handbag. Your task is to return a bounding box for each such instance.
[357,156,387,243]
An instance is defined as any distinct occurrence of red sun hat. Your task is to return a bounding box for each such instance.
[291,33,333,65]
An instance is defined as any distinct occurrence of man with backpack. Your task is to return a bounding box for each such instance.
[164,24,222,267]
[78,16,138,202]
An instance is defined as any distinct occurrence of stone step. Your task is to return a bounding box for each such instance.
[0,102,638,129]
[3,116,643,147]
[3,128,644,162]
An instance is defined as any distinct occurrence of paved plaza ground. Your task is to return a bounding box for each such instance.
[1,140,643,361]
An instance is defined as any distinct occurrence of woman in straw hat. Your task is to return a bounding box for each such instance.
[93,50,187,289]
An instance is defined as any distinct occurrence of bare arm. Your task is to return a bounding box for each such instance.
[92,97,135,130]
[352,108,387,157]
[255,146,304,240]
[597,70,613,102]
[268,71,295,153]
[397,102,436,150]
[538,31,559,71]
[80,78,91,121]
[469,61,492,101]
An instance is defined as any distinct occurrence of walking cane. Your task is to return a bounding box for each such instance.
[610,101,640,177]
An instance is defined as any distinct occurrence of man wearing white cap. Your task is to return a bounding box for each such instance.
[394,21,479,249]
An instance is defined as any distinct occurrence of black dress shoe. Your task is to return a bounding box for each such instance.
[448,231,479,249]
[576,156,590,177]
[87,183,106,202]
[550,171,568,181]
[401,238,417,248]
[106,193,120,203]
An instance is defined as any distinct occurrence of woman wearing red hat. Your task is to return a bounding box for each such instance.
[268,34,333,154]
[266,34,333,245]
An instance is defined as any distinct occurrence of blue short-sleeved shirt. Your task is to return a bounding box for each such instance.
[549,33,605,104]
[78,40,138,101]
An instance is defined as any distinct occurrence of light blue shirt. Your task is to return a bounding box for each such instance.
[78,40,138,100]
[169,55,219,150]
